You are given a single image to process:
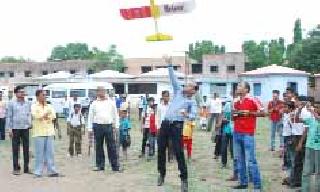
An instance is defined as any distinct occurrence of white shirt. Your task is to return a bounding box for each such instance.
[69,100,81,114]
[282,113,293,137]
[157,103,170,127]
[87,98,119,131]
[63,99,69,109]
[300,107,313,120]
[138,99,144,109]
[68,112,85,127]
[210,98,222,114]
[291,109,305,136]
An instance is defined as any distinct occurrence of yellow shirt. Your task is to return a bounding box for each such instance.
[31,102,56,137]
[183,120,195,139]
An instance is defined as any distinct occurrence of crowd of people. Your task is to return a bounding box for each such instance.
[0,62,319,192]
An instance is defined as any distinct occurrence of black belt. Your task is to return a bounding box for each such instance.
[163,120,183,124]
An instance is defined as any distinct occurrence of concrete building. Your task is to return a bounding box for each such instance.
[193,52,245,99]
[239,64,309,103]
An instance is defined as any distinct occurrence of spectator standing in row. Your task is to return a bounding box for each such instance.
[6,86,32,175]
[267,90,284,151]
[0,92,6,140]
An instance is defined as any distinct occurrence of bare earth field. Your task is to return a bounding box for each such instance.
[0,111,298,192]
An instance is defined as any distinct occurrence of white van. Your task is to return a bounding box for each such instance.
[44,82,113,114]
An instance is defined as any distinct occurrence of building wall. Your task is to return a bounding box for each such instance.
[200,52,245,79]
[240,75,308,103]
[124,56,186,75]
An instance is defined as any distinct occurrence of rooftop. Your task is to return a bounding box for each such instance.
[240,64,309,76]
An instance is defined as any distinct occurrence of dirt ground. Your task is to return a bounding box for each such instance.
[0,112,298,192]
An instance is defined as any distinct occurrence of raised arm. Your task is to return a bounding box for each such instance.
[168,64,181,94]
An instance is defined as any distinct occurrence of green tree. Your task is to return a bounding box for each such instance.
[90,45,124,72]
[188,40,225,62]
[268,38,285,64]
[243,40,269,71]
[49,43,91,60]
[289,25,320,73]
[294,18,303,44]
[0,56,27,63]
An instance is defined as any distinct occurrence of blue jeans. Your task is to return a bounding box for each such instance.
[234,132,262,189]
[270,121,283,150]
[33,136,57,176]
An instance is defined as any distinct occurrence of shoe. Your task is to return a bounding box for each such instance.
[226,176,238,181]
[24,169,32,174]
[181,179,188,192]
[233,185,248,189]
[138,154,145,158]
[282,178,290,186]
[12,170,21,175]
[34,174,42,178]
[93,167,105,171]
[112,168,123,173]
[48,173,64,177]
[158,175,165,186]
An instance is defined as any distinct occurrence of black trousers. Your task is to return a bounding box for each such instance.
[141,128,150,155]
[12,129,29,171]
[0,118,5,140]
[214,135,222,157]
[95,124,119,170]
[221,134,233,165]
[292,135,305,186]
[138,108,143,120]
[157,121,187,180]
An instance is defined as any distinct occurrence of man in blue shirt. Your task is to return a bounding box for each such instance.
[157,63,196,192]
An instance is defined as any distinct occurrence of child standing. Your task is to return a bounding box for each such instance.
[221,100,234,168]
[139,97,154,158]
[67,104,85,157]
[148,105,158,159]
[183,98,197,161]
[119,110,131,160]
[200,106,209,130]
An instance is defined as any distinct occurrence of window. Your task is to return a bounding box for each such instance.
[210,66,219,73]
[128,83,157,94]
[121,67,128,73]
[112,83,125,94]
[210,83,227,97]
[9,71,14,78]
[191,64,203,74]
[0,72,5,78]
[287,82,298,94]
[52,90,67,98]
[87,69,95,75]
[141,66,152,74]
[308,77,315,88]
[24,71,32,77]
[70,70,76,74]
[227,65,236,73]
[42,71,48,75]
[70,89,86,97]
[253,83,262,96]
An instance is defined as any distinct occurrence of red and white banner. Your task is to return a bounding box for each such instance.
[120,6,151,20]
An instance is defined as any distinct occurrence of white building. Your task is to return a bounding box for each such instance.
[239,64,309,103]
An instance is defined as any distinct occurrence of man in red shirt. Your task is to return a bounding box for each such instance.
[267,90,284,151]
[232,82,264,190]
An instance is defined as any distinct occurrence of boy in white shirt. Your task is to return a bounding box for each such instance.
[67,104,85,157]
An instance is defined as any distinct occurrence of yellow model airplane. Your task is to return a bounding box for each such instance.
[120,0,195,42]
